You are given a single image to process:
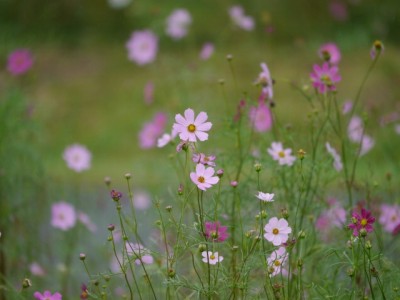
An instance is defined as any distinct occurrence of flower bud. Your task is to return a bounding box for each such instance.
[178,184,184,195]
[365,240,372,249]
[125,173,131,180]
[216,169,224,178]
[347,268,355,277]
[22,278,32,289]
[281,208,289,219]
[254,162,262,172]
[226,54,233,61]
[198,244,207,252]
[165,205,172,212]
[107,224,115,231]
[80,253,86,261]
[297,149,306,160]
[230,181,238,188]
[110,190,122,202]
[360,228,367,237]
[104,176,111,187]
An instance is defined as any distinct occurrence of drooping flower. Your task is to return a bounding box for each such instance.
[348,208,375,236]
[249,100,273,132]
[199,42,214,60]
[267,142,296,166]
[228,5,255,31]
[63,144,92,172]
[33,290,62,300]
[126,30,158,65]
[318,43,341,65]
[256,192,275,202]
[192,153,216,167]
[264,217,292,246]
[144,81,154,105]
[310,62,341,94]
[173,108,212,142]
[51,202,77,231]
[165,9,192,40]
[139,112,167,149]
[379,204,400,233]
[7,49,33,76]
[205,221,229,242]
[190,164,219,191]
[255,63,273,100]
[267,247,288,277]
[325,142,343,171]
[202,251,223,265]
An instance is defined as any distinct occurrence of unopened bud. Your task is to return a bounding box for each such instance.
[125,173,131,180]
[107,224,115,231]
[281,208,289,219]
[198,244,207,252]
[104,177,111,187]
[365,240,372,249]
[254,162,262,172]
[216,169,224,178]
[178,184,184,195]
[347,268,355,277]
[80,253,86,261]
[298,149,306,160]
[230,181,238,188]
[226,54,233,61]
[165,205,172,212]
[22,278,32,289]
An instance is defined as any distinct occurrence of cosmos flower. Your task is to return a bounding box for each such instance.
[33,291,62,300]
[126,30,158,65]
[139,112,167,149]
[348,208,375,236]
[256,192,275,202]
[310,62,341,94]
[228,5,255,31]
[264,217,292,246]
[267,247,288,277]
[255,63,273,100]
[204,221,229,242]
[249,100,273,132]
[379,204,400,233]
[173,108,212,142]
[199,42,214,60]
[51,202,77,231]
[165,9,192,40]
[267,142,296,166]
[318,43,341,65]
[202,251,223,265]
[192,153,216,167]
[190,164,219,191]
[325,142,343,171]
[62,144,92,172]
[7,49,33,76]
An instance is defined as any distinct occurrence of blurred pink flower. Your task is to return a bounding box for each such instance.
[205,221,229,242]
[359,135,375,156]
[126,242,154,265]
[267,247,288,277]
[256,63,273,100]
[228,5,255,31]
[379,204,400,233]
[34,291,62,300]
[267,142,296,166]
[139,112,167,149]
[329,0,348,22]
[62,144,91,172]
[310,62,341,94]
[51,202,76,231]
[173,108,212,142]
[325,142,343,171]
[77,211,97,232]
[166,9,192,40]
[264,217,292,246]
[249,100,272,132]
[7,49,33,76]
[342,101,353,115]
[190,164,219,191]
[316,200,346,232]
[348,208,375,236]
[318,43,341,65]
[126,30,158,65]
[29,262,46,276]
[144,81,154,104]
[132,191,151,210]
[199,42,214,60]
[347,116,374,156]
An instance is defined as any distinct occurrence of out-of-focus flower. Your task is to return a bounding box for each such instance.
[77,212,97,232]
[329,0,348,22]
[51,202,76,231]
[342,101,353,115]
[165,9,192,40]
[192,153,216,167]
[310,62,341,94]
[264,217,292,246]
[173,108,212,142]
[256,192,275,202]
[204,221,229,242]
[33,290,62,300]
[139,112,167,149]
[347,116,374,156]
[370,40,384,60]
[318,43,341,65]
[80,284,88,299]
[125,242,154,265]
[202,251,223,265]
[348,208,375,236]
[126,30,158,65]
[132,191,152,210]
[249,100,273,132]
[144,81,154,105]
[325,142,343,171]
[7,49,33,76]
[316,199,346,232]
[359,135,375,156]
[255,63,273,100]
[267,247,288,277]
[107,0,131,9]
[63,144,91,172]
[190,164,219,191]
[395,124,400,135]
[228,5,255,31]
[199,43,214,60]
[29,262,46,277]
[379,204,400,233]
[267,142,296,166]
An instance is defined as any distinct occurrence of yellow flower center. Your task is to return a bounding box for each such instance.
[278,151,285,158]
[210,254,215,260]
[198,176,205,183]
[274,260,281,267]
[188,124,196,132]
[360,218,368,226]
[272,228,279,235]
[321,75,333,86]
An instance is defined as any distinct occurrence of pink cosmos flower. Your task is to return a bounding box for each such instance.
[139,112,167,149]
[347,116,374,156]
[166,9,192,40]
[256,63,273,100]
[30,262,46,276]
[190,164,219,191]
[173,108,212,142]
[325,142,343,171]
[359,135,375,156]
[33,290,62,300]
[63,144,91,172]
[318,43,341,65]
[144,81,154,105]
[379,204,400,233]
[51,202,77,231]
[316,199,346,232]
[267,247,288,277]
[310,62,341,94]
[192,153,216,167]
[348,208,375,236]
[126,30,158,65]
[7,49,33,76]
[256,192,275,202]
[202,251,223,265]
[228,5,255,31]
[249,100,273,132]
[267,142,296,166]
[125,242,154,265]
[205,221,229,242]
[264,217,292,246]
[199,43,214,60]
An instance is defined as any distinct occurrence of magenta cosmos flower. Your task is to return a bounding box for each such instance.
[173,108,212,142]
[190,164,219,191]
[348,208,375,236]
[7,49,33,76]
[318,43,341,65]
[310,62,341,94]
[205,221,229,242]
[34,290,62,300]
[51,202,77,231]
[126,30,158,65]
[264,217,292,246]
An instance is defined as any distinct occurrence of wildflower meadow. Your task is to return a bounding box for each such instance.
[1,1,400,299]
